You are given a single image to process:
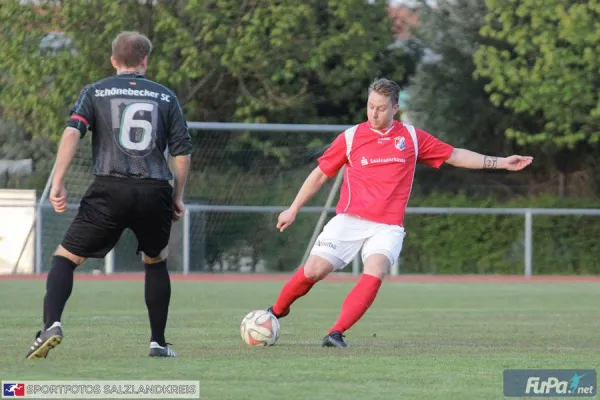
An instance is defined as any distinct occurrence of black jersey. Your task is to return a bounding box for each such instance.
[66,72,192,181]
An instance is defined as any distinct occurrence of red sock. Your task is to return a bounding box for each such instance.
[329,274,382,334]
[272,266,316,315]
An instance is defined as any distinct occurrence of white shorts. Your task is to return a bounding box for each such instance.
[310,214,406,271]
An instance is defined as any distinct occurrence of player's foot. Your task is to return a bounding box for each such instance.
[148,342,176,357]
[25,322,63,359]
[322,331,349,348]
[266,305,289,319]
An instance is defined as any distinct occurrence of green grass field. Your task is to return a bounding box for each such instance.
[0,278,599,399]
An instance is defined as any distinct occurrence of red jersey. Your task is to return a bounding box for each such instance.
[317,121,454,226]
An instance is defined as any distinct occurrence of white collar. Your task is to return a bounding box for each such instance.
[368,121,395,136]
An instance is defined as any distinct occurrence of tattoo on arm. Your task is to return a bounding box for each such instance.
[483,156,498,169]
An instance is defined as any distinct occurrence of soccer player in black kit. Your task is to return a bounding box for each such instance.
[25,31,192,359]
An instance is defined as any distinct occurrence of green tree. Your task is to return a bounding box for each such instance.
[408,0,529,153]
[473,0,600,149]
[0,0,409,271]
[406,0,544,199]
[0,0,406,142]
[0,0,409,189]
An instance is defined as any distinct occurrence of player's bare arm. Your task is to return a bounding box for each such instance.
[445,148,533,171]
[50,127,82,213]
[172,154,191,221]
[277,166,330,232]
[166,92,192,222]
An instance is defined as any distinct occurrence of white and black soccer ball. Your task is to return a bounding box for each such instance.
[240,310,280,346]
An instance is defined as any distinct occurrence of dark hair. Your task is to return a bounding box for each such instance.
[111,31,152,68]
[368,78,401,105]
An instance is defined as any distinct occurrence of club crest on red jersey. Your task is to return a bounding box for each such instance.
[394,136,406,151]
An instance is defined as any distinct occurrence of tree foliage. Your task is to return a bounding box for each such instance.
[0,0,407,147]
[405,0,545,198]
[0,0,412,269]
[473,0,600,148]
[407,0,524,154]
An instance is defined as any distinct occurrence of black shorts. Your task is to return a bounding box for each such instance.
[61,176,173,259]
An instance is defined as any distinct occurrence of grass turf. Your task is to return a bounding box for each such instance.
[0,279,598,399]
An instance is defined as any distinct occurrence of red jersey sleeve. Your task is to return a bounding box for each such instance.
[317,133,348,177]
[416,128,454,168]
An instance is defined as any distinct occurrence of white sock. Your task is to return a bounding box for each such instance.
[47,321,62,330]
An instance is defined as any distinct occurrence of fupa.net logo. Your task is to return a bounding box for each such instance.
[504,369,597,397]
[526,373,595,396]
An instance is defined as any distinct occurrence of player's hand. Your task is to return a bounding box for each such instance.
[277,208,297,232]
[172,198,185,221]
[49,183,67,213]
[503,155,534,171]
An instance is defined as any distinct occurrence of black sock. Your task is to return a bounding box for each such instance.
[43,256,77,330]
[144,260,171,346]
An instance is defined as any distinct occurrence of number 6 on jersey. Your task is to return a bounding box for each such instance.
[119,102,154,151]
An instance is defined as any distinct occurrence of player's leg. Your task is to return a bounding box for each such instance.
[323,228,405,348]
[267,215,363,319]
[27,181,125,359]
[267,253,338,318]
[129,182,175,357]
[141,249,175,357]
[25,246,86,360]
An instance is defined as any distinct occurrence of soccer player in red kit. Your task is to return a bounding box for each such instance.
[266,78,533,348]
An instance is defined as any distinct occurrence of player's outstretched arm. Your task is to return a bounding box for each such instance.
[277,166,330,232]
[50,127,81,213]
[445,148,533,171]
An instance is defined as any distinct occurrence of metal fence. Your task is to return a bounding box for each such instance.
[179,205,600,276]
[3,122,600,276]
[5,203,594,276]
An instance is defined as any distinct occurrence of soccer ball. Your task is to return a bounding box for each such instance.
[240,310,280,346]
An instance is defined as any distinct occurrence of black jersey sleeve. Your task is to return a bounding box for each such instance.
[66,84,95,137]
[167,95,192,156]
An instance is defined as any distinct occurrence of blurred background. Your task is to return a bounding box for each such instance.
[1,0,599,276]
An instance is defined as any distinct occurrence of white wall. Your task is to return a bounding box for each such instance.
[0,189,36,274]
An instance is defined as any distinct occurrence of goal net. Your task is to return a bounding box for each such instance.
[19,122,594,277]
[33,125,341,274]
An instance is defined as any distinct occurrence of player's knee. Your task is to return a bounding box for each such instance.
[142,246,168,264]
[55,245,86,266]
[304,255,335,281]
[363,253,392,280]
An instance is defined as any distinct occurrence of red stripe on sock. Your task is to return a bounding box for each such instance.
[272,266,316,315]
[329,274,382,334]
